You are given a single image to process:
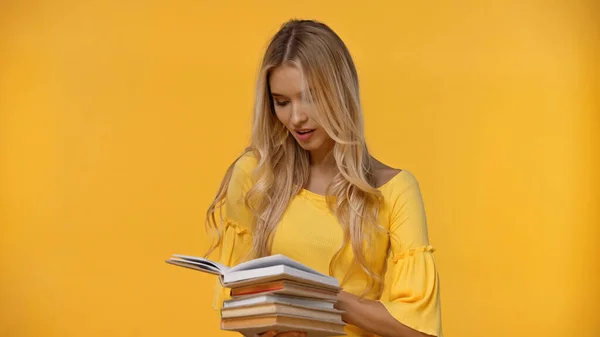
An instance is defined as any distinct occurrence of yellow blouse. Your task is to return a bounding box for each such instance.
[212,153,443,337]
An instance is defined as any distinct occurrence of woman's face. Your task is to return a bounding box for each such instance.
[269,64,333,153]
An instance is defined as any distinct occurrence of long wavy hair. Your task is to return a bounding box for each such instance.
[206,19,385,292]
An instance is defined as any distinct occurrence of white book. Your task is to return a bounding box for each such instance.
[165,254,339,288]
[223,294,336,310]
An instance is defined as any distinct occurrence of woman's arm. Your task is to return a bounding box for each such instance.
[338,172,441,337]
[335,291,434,337]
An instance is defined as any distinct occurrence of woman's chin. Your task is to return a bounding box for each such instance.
[297,144,312,151]
[292,136,333,153]
[296,141,321,152]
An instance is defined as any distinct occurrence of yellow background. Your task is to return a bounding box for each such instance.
[1,1,598,336]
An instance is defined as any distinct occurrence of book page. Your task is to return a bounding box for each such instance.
[224,265,339,288]
[171,255,230,274]
[165,259,222,276]
[229,254,328,277]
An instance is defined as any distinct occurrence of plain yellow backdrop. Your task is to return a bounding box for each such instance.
[1,1,598,336]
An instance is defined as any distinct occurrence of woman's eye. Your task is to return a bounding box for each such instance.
[275,100,290,107]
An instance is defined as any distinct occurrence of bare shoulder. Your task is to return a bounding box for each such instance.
[371,157,403,188]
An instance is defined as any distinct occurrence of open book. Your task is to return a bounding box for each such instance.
[165,254,340,288]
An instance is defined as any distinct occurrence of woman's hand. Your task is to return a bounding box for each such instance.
[245,330,307,337]
[334,291,433,337]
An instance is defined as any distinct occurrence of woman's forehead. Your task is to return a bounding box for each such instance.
[269,64,308,98]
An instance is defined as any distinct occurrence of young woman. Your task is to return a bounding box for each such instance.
[206,19,443,337]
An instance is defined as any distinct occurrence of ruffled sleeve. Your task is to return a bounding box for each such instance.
[211,152,256,310]
[380,171,443,336]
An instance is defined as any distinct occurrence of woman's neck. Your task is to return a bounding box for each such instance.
[309,143,335,170]
[306,147,336,195]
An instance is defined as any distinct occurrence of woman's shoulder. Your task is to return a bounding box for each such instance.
[373,162,424,222]
[373,165,403,188]
[232,150,259,175]
[372,159,420,195]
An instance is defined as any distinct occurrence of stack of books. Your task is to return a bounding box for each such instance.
[166,254,346,336]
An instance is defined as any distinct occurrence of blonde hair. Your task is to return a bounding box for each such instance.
[206,19,384,293]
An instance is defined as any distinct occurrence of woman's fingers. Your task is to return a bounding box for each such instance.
[275,332,307,337]
[255,329,306,337]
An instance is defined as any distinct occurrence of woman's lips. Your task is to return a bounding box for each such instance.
[295,129,315,141]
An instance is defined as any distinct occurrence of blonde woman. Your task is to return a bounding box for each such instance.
[207,19,443,337]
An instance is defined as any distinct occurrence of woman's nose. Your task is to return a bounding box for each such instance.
[290,102,309,126]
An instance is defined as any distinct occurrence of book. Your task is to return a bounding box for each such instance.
[221,314,346,337]
[166,253,346,336]
[230,279,339,301]
[165,254,340,288]
[221,302,344,322]
[223,294,336,310]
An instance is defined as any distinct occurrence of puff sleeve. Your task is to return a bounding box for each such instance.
[379,172,443,336]
[211,153,256,310]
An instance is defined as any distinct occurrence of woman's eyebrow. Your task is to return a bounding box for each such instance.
[271,92,304,98]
